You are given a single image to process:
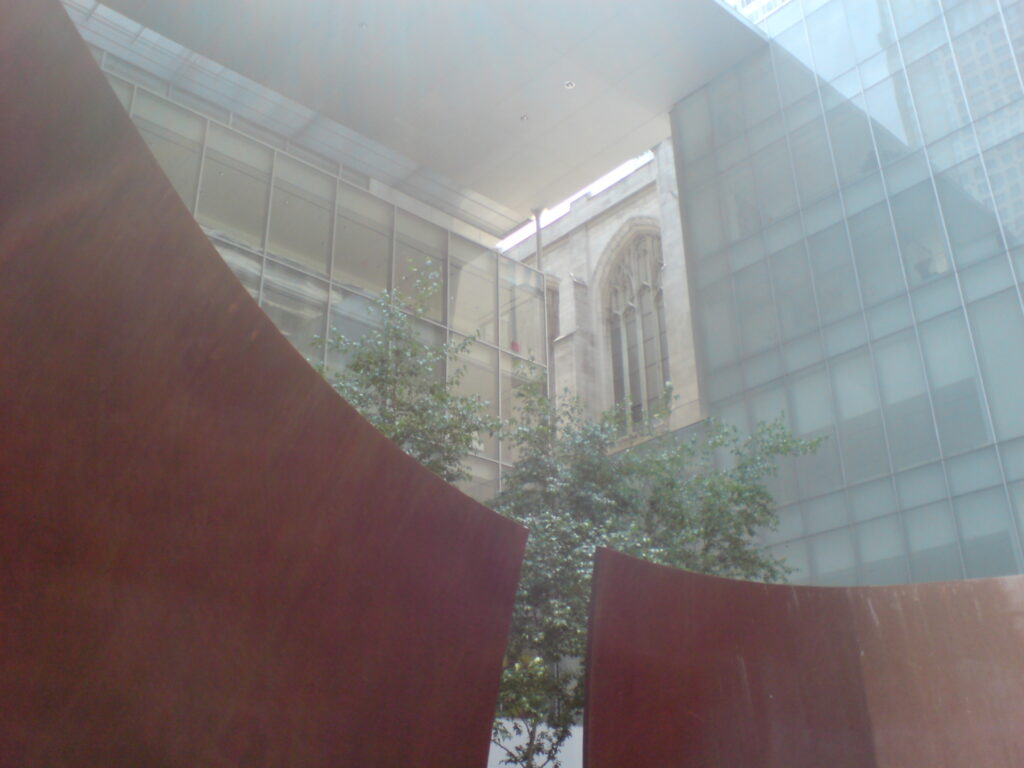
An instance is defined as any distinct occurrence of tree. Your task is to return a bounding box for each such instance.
[489,378,819,768]
[323,287,818,768]
[323,280,498,484]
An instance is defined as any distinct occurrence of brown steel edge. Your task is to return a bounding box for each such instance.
[586,547,1024,768]
[581,543,610,768]
[0,1,526,765]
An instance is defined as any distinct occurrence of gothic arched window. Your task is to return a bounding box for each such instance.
[607,232,670,426]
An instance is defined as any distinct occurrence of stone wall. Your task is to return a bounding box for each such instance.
[508,140,703,433]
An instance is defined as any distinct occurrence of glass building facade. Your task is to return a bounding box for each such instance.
[94,57,547,503]
[674,0,1024,585]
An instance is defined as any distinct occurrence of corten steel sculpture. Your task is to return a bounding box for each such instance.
[0,2,526,765]
[586,548,1024,768]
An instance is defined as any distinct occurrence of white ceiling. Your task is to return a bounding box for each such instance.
[105,0,765,233]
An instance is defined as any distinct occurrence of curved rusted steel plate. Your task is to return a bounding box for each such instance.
[0,2,526,766]
[586,548,1024,768]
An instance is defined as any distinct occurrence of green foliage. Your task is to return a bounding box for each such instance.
[323,279,498,484]
[490,378,819,768]
[322,284,819,768]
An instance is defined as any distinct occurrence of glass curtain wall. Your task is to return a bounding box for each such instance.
[100,65,546,503]
[676,0,1024,585]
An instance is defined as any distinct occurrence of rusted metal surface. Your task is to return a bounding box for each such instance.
[0,2,526,765]
[586,548,1024,767]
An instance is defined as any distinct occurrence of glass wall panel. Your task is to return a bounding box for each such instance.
[719,166,761,244]
[947,446,1002,496]
[414,318,447,349]
[901,18,947,66]
[500,260,545,362]
[708,73,744,146]
[773,539,811,584]
[874,331,939,469]
[733,238,767,273]
[928,125,978,171]
[773,31,817,106]
[685,180,724,253]
[975,99,1024,151]
[1002,438,1024,482]
[1012,481,1024,545]
[790,366,843,496]
[449,237,497,343]
[867,295,913,339]
[733,262,778,354]
[891,181,952,287]
[803,491,847,534]
[885,148,932,195]
[849,477,898,522]
[810,528,857,585]
[782,332,824,374]
[133,90,203,211]
[395,210,445,322]
[951,16,1023,120]
[910,273,961,320]
[895,461,947,508]
[968,290,1024,440]
[826,101,878,188]
[857,515,908,585]
[860,47,896,89]
[334,184,392,295]
[844,0,896,62]
[675,91,713,162]
[325,288,377,372]
[740,51,780,126]
[890,0,942,37]
[753,139,799,224]
[789,117,837,204]
[451,337,499,458]
[198,124,272,249]
[763,503,804,545]
[905,500,963,581]
[984,134,1024,244]
[831,349,889,482]
[848,202,905,306]
[824,314,869,358]
[1006,2,1024,73]
[268,156,333,274]
[808,223,861,323]
[911,22,955,71]
[959,257,1015,302]
[698,278,739,370]
[906,45,971,143]
[807,0,855,81]
[865,72,922,161]
[935,157,1005,268]
[954,488,1021,577]
[457,456,499,504]
[260,259,327,362]
[918,310,991,454]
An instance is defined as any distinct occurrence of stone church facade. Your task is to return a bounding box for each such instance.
[506,140,703,436]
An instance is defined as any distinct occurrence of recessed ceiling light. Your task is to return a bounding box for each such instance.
[564,80,576,90]
[520,114,529,121]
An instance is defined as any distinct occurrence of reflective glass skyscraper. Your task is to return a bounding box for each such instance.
[674,0,1024,585]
